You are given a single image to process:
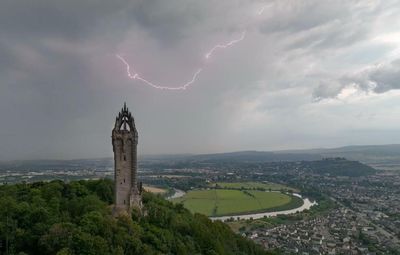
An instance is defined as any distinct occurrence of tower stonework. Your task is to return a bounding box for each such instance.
[112,103,142,216]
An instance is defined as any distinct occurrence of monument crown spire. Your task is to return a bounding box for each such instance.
[113,103,137,134]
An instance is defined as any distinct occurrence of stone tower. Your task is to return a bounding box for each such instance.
[112,103,142,215]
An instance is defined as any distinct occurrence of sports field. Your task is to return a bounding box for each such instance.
[172,189,299,216]
[212,181,296,191]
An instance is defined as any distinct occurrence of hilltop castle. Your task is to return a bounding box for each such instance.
[112,103,142,216]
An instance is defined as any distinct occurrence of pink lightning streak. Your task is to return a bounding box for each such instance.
[116,54,202,90]
[205,31,246,59]
[116,32,246,90]
[116,5,267,90]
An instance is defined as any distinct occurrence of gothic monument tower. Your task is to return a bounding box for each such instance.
[112,103,142,215]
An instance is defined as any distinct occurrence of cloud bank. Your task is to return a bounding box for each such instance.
[1,0,400,159]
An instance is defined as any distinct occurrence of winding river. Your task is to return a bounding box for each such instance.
[210,193,317,222]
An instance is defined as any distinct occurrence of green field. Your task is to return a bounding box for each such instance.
[172,189,301,216]
[212,181,297,192]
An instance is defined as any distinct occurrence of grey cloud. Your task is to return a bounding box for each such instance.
[258,1,395,53]
[259,1,350,34]
[126,0,205,45]
[286,19,369,51]
[0,0,131,40]
[312,80,345,101]
[368,60,400,93]
[313,59,400,100]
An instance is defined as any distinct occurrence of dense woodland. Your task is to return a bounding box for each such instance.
[0,179,273,255]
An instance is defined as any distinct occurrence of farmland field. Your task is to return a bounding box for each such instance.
[211,181,297,192]
[172,189,302,216]
[143,185,167,194]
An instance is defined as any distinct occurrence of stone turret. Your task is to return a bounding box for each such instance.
[112,103,141,216]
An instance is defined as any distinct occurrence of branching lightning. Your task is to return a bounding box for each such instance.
[116,32,245,90]
[205,31,246,59]
[116,4,268,90]
[116,54,203,90]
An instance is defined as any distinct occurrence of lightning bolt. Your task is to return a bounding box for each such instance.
[205,31,246,59]
[116,32,245,90]
[116,5,268,91]
[116,54,202,90]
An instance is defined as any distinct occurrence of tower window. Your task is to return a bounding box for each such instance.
[123,178,125,183]
[124,155,126,161]
[124,200,126,205]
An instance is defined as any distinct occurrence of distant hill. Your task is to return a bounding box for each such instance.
[0,152,322,169]
[280,144,400,170]
[179,144,400,168]
[140,144,400,167]
[3,144,400,170]
[0,158,113,172]
[190,151,321,162]
[299,158,377,177]
[0,179,272,255]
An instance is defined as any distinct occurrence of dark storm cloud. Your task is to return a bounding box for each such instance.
[1,0,400,160]
[126,0,204,45]
[0,1,128,39]
[0,1,128,159]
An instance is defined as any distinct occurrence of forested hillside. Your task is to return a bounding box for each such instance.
[0,179,272,255]
[300,158,376,177]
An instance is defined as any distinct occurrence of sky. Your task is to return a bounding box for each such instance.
[1,0,400,160]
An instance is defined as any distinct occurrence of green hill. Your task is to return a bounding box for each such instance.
[301,158,376,177]
[0,179,273,255]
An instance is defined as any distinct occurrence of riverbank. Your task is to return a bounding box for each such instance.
[210,194,317,221]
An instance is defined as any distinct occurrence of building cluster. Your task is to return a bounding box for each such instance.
[250,207,399,254]
[299,172,400,249]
